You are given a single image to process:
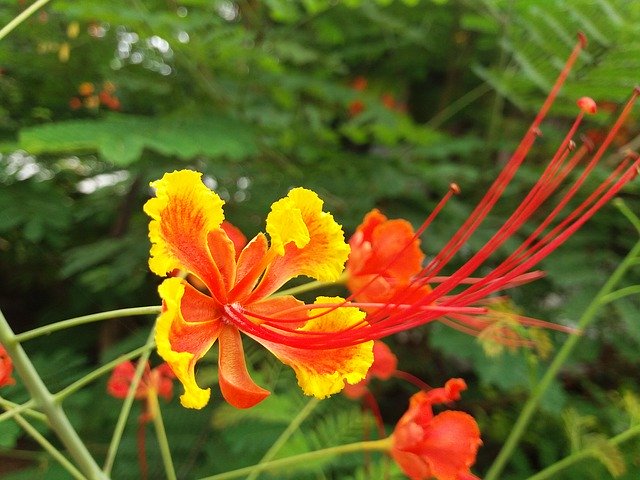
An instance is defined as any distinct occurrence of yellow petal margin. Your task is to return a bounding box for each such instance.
[259,297,373,399]
[265,188,350,282]
[144,170,225,278]
[156,277,220,409]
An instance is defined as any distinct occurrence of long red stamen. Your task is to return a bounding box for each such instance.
[228,35,638,351]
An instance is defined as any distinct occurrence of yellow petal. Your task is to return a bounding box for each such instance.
[144,170,229,301]
[254,296,373,399]
[256,188,350,297]
[155,277,222,409]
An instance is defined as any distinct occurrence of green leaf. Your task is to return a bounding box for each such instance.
[18,113,257,165]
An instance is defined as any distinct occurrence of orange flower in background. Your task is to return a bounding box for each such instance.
[390,379,481,480]
[0,343,15,387]
[145,170,373,409]
[346,208,426,304]
[343,340,397,399]
[107,361,175,403]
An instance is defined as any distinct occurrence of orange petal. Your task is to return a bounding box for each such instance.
[155,277,222,409]
[416,411,482,480]
[347,209,425,302]
[390,448,432,480]
[254,188,350,298]
[230,233,270,301]
[218,325,270,409]
[144,170,228,302]
[221,221,247,257]
[245,295,308,329]
[207,228,237,292]
[252,297,373,398]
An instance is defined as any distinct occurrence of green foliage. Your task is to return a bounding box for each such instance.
[16,113,257,165]
[1,0,640,478]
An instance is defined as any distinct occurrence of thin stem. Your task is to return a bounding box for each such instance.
[103,327,157,475]
[149,392,177,480]
[0,308,108,480]
[613,198,640,235]
[0,398,36,424]
[15,306,161,343]
[246,397,321,480]
[9,411,86,480]
[426,83,493,129]
[273,275,346,298]
[0,397,47,423]
[484,238,640,480]
[56,344,154,402]
[599,285,640,305]
[198,437,392,480]
[0,0,51,41]
[526,422,640,480]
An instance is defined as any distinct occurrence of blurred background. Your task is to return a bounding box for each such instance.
[1,0,639,478]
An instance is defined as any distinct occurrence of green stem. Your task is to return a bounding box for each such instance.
[0,0,51,41]
[274,274,346,298]
[15,306,161,343]
[0,344,152,426]
[426,83,493,129]
[149,391,177,480]
[103,327,157,475]
[485,238,640,480]
[246,397,321,480]
[0,398,36,424]
[9,411,86,480]
[526,422,640,480]
[0,308,108,480]
[198,437,392,480]
[0,397,47,423]
[599,285,640,305]
[56,344,154,402]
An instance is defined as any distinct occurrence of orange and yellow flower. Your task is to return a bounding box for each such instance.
[391,379,481,480]
[145,170,373,409]
[0,343,15,387]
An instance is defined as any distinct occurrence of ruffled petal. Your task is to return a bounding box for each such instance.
[253,297,373,398]
[255,188,350,297]
[218,325,270,409]
[144,170,228,302]
[155,277,223,409]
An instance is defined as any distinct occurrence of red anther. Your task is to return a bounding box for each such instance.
[577,97,597,114]
[634,85,640,96]
[532,127,542,137]
[449,183,461,195]
[577,32,588,48]
[568,140,576,151]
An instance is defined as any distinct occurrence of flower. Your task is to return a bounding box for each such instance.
[107,361,175,403]
[144,171,373,409]
[0,343,15,387]
[390,379,481,480]
[346,208,426,305]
